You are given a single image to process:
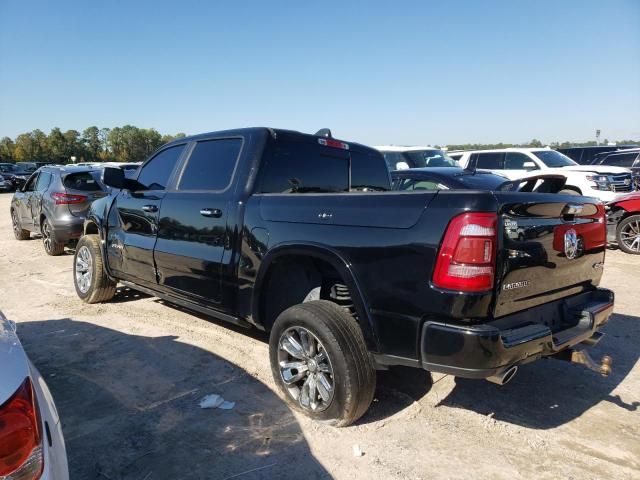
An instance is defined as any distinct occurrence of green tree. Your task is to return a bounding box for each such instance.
[47,127,67,163]
[82,126,102,162]
[63,130,83,162]
[0,137,15,162]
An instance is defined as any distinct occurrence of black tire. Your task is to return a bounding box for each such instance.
[559,188,580,196]
[616,214,640,255]
[73,234,117,303]
[11,209,30,240]
[269,300,376,427]
[41,217,65,255]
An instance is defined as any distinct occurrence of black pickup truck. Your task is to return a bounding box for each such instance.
[73,127,614,426]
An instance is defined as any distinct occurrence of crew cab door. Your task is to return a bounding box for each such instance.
[15,173,39,228]
[106,144,186,286]
[153,137,243,308]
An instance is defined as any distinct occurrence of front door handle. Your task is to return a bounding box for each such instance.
[142,204,158,213]
[200,208,222,218]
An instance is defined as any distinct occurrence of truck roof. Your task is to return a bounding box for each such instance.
[163,127,376,153]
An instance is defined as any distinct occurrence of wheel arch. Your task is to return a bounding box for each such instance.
[253,242,379,352]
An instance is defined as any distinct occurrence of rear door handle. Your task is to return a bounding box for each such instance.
[142,204,158,213]
[200,208,222,218]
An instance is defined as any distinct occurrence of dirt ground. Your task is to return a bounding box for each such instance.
[0,192,638,480]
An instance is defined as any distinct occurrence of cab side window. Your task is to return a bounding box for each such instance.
[179,139,242,191]
[504,152,534,170]
[382,152,405,170]
[475,152,505,169]
[136,145,186,191]
[35,172,52,191]
[23,173,39,192]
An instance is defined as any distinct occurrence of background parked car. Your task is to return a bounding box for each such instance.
[455,148,635,201]
[606,192,640,254]
[0,163,33,191]
[557,145,637,165]
[374,145,460,170]
[0,310,69,479]
[591,148,640,189]
[391,167,567,193]
[10,165,107,255]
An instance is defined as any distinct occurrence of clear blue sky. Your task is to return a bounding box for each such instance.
[1,0,638,146]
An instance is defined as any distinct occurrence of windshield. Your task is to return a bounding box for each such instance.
[403,150,459,168]
[532,150,577,167]
[0,164,19,173]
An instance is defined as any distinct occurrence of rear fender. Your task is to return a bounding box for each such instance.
[254,242,380,352]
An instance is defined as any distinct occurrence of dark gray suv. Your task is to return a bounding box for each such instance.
[10,166,107,255]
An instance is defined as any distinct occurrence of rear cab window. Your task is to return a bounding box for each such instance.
[256,137,390,194]
[63,171,103,191]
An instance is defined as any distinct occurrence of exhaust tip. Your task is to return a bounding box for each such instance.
[486,366,518,386]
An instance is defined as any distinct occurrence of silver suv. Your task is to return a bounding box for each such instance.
[10,166,107,255]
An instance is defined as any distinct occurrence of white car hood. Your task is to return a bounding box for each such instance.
[0,312,30,402]
[560,165,631,175]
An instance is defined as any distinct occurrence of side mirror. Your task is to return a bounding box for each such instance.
[523,161,537,170]
[396,161,410,170]
[102,166,126,189]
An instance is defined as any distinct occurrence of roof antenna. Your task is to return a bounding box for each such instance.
[315,128,332,138]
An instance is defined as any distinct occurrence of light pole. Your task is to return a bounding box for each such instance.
[596,130,601,146]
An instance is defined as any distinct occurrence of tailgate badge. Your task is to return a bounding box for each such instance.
[504,219,518,230]
[564,229,579,259]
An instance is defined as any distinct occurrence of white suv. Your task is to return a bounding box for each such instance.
[454,148,635,201]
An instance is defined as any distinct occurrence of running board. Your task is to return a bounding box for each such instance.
[119,281,252,329]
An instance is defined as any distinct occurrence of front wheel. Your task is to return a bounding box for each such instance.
[74,234,117,303]
[269,300,376,427]
[617,215,640,254]
[11,209,30,240]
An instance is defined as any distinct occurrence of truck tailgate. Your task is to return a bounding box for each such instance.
[492,192,606,318]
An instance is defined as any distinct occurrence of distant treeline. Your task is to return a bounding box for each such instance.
[0,126,187,164]
[443,139,639,151]
[1,127,637,164]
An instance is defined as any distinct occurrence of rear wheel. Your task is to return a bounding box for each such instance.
[11,209,30,240]
[74,234,117,303]
[269,300,376,427]
[617,215,640,254]
[42,218,65,255]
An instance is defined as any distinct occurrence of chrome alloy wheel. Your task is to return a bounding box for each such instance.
[42,220,53,252]
[620,219,640,253]
[75,245,93,294]
[278,326,335,412]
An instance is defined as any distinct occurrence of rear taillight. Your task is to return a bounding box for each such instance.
[50,192,87,205]
[0,378,43,479]
[432,212,497,292]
